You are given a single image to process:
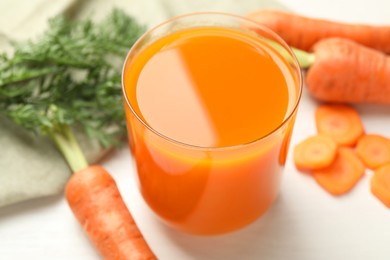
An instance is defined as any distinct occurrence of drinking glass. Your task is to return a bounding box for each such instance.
[122,13,302,235]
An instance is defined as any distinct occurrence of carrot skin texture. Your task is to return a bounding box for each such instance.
[307,38,390,105]
[65,165,156,260]
[246,10,390,53]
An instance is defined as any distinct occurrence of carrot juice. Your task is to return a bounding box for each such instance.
[122,14,301,234]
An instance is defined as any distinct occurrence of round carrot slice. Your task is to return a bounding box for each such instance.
[293,135,337,171]
[356,134,390,169]
[371,163,390,208]
[313,148,365,195]
[315,104,364,146]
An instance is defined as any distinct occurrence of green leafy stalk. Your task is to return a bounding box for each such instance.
[292,47,315,69]
[263,38,315,69]
[49,125,88,172]
[0,9,144,171]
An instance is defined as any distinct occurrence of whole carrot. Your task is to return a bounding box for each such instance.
[246,9,390,53]
[306,38,390,104]
[51,126,157,259]
[0,10,155,259]
[66,166,156,260]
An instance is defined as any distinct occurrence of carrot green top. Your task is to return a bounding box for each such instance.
[0,10,144,171]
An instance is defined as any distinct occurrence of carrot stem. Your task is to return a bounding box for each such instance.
[49,125,88,172]
[292,47,315,69]
[263,39,315,69]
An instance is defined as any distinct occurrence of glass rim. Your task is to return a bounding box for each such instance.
[121,12,303,151]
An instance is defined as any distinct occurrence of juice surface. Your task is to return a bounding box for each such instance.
[124,27,291,147]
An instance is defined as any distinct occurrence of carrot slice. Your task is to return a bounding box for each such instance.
[356,134,390,169]
[293,135,337,171]
[313,148,365,195]
[371,163,390,208]
[315,104,364,146]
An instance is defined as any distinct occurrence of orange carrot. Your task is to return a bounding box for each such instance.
[313,148,365,195]
[371,163,390,208]
[306,38,390,104]
[293,135,337,171]
[245,9,390,53]
[245,12,390,105]
[356,134,390,169]
[65,165,156,260]
[315,104,364,146]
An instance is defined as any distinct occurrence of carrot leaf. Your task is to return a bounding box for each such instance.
[0,10,144,148]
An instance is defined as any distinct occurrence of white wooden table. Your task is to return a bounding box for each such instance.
[1,0,390,259]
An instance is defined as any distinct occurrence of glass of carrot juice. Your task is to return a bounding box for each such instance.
[122,13,302,235]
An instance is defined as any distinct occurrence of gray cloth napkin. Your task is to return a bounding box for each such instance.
[0,0,286,207]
